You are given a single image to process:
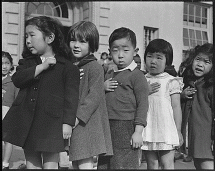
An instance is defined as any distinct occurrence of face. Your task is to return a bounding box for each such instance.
[145,52,166,75]
[101,54,108,60]
[2,57,12,76]
[25,25,51,56]
[134,56,141,69]
[192,53,212,78]
[109,37,137,70]
[69,37,90,58]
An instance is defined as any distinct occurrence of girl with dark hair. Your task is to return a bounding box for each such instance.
[2,51,19,169]
[67,21,113,169]
[2,16,80,169]
[180,43,214,169]
[142,39,184,169]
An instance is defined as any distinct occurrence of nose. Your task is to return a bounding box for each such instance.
[74,41,80,47]
[118,50,124,59]
[197,61,203,67]
[26,36,31,44]
[150,57,156,64]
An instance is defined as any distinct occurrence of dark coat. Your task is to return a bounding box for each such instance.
[69,55,113,161]
[2,55,80,152]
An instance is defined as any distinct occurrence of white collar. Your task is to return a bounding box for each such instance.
[114,60,137,72]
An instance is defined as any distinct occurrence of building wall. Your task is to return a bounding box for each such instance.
[2,2,25,66]
[108,1,184,71]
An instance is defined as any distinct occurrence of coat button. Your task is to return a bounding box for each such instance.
[33,87,38,91]
[30,98,35,102]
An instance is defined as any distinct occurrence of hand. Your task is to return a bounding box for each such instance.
[79,69,84,79]
[130,131,143,149]
[2,89,6,98]
[104,78,118,92]
[148,81,161,95]
[211,140,214,153]
[42,57,56,70]
[181,86,196,99]
[73,118,80,129]
[62,124,72,139]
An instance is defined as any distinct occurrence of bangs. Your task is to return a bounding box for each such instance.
[69,24,89,41]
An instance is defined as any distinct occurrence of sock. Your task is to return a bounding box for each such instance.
[2,162,9,167]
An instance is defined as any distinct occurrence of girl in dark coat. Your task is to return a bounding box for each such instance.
[180,43,213,169]
[67,21,113,169]
[2,16,80,169]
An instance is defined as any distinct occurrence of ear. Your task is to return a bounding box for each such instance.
[46,33,55,44]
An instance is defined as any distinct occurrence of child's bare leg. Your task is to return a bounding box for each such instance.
[2,142,13,163]
[159,150,174,169]
[43,152,59,169]
[144,151,159,169]
[77,157,94,169]
[24,149,42,169]
[194,158,214,170]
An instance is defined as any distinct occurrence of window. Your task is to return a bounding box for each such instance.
[25,2,69,19]
[144,26,159,49]
[183,2,211,49]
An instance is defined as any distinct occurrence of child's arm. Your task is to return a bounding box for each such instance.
[130,125,144,148]
[62,64,80,138]
[131,72,149,147]
[171,93,184,147]
[76,63,104,125]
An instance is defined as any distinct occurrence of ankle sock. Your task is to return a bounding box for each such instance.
[2,162,9,167]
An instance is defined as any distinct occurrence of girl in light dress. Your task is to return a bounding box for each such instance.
[142,39,184,169]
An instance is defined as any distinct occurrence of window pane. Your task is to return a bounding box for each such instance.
[202,31,208,41]
[202,18,207,25]
[189,4,194,15]
[183,28,188,38]
[197,40,202,46]
[189,16,194,23]
[45,5,52,16]
[37,4,45,15]
[195,6,201,16]
[183,14,188,21]
[196,30,201,40]
[184,3,188,14]
[61,3,68,18]
[28,3,37,14]
[183,38,189,46]
[203,41,208,44]
[191,39,196,47]
[195,17,200,24]
[202,7,207,18]
[189,29,195,39]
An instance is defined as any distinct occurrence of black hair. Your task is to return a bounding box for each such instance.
[23,16,70,59]
[109,27,136,48]
[2,51,14,71]
[101,52,108,59]
[67,21,99,53]
[144,39,173,66]
[183,43,213,87]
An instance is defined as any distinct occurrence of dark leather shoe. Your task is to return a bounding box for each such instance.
[183,156,192,162]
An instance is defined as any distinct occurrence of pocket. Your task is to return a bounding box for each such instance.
[45,95,63,118]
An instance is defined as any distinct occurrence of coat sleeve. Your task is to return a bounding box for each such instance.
[132,71,149,127]
[12,59,39,89]
[63,64,80,127]
[77,63,104,124]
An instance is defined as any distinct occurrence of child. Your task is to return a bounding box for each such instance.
[98,27,149,169]
[141,39,184,169]
[98,52,108,66]
[2,51,19,169]
[180,43,213,169]
[2,16,80,169]
[66,21,113,169]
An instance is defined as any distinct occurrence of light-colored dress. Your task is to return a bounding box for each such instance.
[141,72,183,150]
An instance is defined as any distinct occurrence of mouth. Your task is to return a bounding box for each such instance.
[73,50,81,54]
[150,66,156,69]
[195,68,203,73]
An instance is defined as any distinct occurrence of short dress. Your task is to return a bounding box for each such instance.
[141,72,184,150]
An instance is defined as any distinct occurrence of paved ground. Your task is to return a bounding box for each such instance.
[8,145,195,169]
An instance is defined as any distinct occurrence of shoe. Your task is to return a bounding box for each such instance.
[183,156,192,162]
[174,153,183,160]
[2,166,9,170]
[17,163,27,169]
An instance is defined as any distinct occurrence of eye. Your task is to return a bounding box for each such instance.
[205,60,211,64]
[80,40,87,43]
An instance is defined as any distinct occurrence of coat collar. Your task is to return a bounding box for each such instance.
[2,74,12,84]
[27,54,67,64]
